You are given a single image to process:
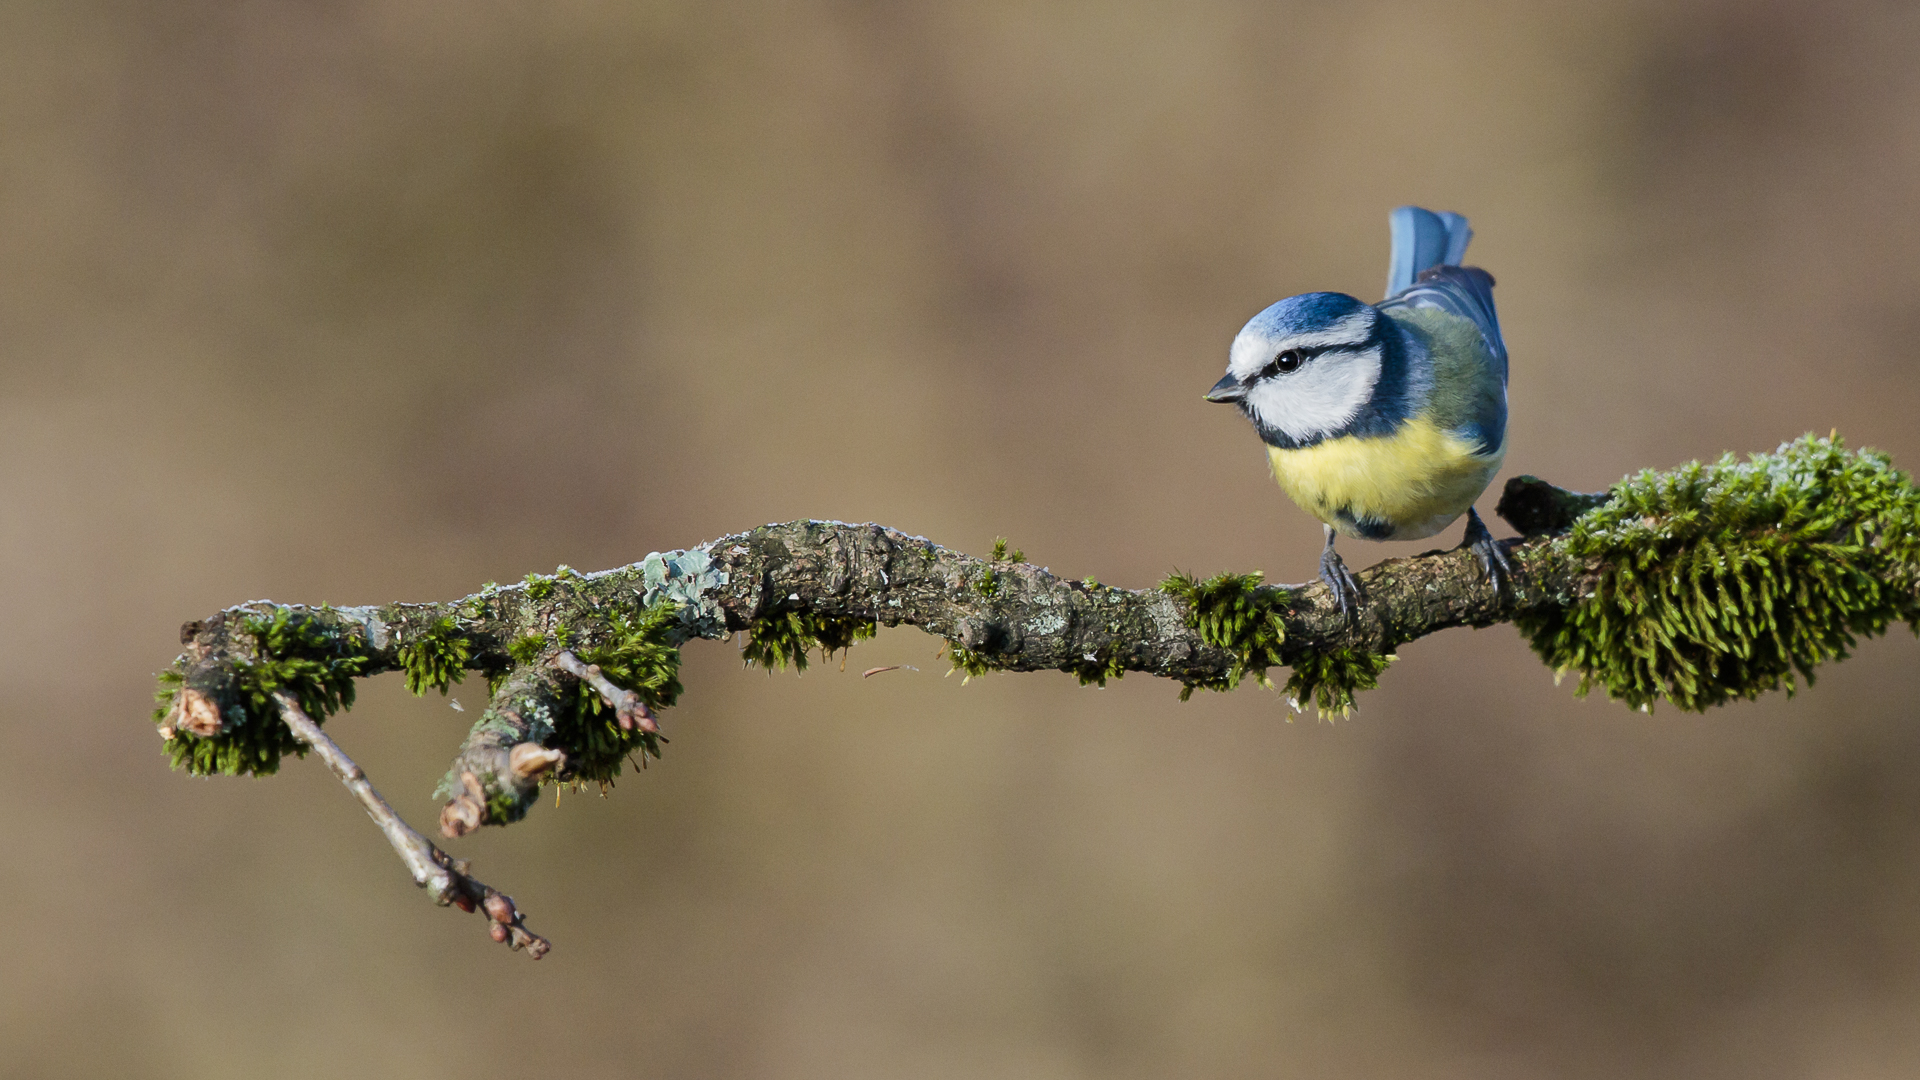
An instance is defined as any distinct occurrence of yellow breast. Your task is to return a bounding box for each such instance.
[1266,416,1503,541]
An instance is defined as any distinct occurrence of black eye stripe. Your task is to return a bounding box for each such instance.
[1262,339,1381,377]
[1264,345,1324,376]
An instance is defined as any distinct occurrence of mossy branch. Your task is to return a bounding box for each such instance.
[153,434,1920,957]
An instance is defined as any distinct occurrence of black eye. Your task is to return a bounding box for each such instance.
[1269,349,1304,375]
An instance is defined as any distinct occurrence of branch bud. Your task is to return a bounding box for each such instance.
[179,688,223,737]
[508,742,566,781]
[440,770,495,838]
[619,698,659,733]
[483,893,516,924]
[440,796,482,838]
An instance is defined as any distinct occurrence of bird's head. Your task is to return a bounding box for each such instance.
[1206,292,1387,448]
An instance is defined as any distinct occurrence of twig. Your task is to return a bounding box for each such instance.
[272,691,552,958]
[553,649,657,732]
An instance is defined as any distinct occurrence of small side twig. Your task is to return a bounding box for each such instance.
[272,691,551,958]
[553,649,657,732]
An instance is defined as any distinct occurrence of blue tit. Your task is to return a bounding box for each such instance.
[1204,206,1510,615]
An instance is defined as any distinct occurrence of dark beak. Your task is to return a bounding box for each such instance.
[1204,373,1245,404]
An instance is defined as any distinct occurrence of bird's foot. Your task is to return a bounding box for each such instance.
[1319,546,1364,618]
[1460,507,1512,598]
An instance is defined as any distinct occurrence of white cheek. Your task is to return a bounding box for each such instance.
[1245,348,1382,442]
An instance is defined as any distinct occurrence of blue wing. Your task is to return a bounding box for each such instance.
[1381,206,1509,456]
[1382,265,1507,385]
[1385,206,1472,297]
[1381,264,1509,454]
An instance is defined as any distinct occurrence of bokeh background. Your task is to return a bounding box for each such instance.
[6,1,1920,1076]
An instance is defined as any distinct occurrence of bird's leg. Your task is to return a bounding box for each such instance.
[1459,506,1511,596]
[1318,523,1363,617]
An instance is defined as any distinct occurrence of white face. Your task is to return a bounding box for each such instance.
[1228,312,1383,444]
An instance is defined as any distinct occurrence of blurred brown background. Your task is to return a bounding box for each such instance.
[6,1,1920,1076]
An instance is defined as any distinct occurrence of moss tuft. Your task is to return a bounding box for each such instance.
[487,787,528,826]
[523,572,556,601]
[742,608,878,671]
[947,643,997,680]
[152,667,185,725]
[974,568,1001,598]
[398,615,470,696]
[1064,647,1127,687]
[1161,571,1292,699]
[162,608,369,777]
[1284,648,1393,717]
[507,632,547,666]
[1518,434,1920,712]
[555,603,685,782]
[990,537,1025,563]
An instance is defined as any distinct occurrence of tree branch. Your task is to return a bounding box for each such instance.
[152,435,1920,956]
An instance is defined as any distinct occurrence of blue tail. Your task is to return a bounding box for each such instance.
[1385,206,1472,299]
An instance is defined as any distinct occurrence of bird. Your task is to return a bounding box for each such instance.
[1204,206,1510,616]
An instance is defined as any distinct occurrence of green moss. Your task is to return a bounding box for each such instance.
[991,537,1025,563]
[1161,571,1292,699]
[152,667,185,725]
[1283,648,1393,717]
[398,615,470,696]
[487,787,528,825]
[523,572,556,601]
[947,643,997,680]
[484,668,511,697]
[1518,434,1920,712]
[742,608,878,671]
[974,568,1001,598]
[1065,647,1128,687]
[556,603,686,782]
[162,607,369,777]
[507,632,548,666]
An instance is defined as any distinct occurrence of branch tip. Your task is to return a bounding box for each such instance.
[553,648,658,733]
[269,692,550,958]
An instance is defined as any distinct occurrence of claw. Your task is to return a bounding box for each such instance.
[1319,525,1364,617]
[1461,507,1511,598]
